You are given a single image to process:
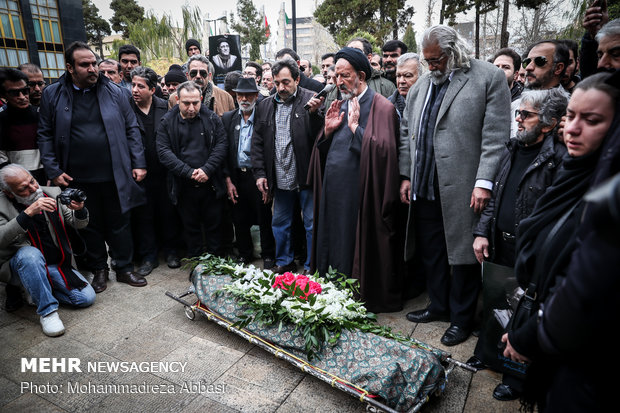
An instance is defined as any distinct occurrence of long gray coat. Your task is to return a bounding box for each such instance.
[399,59,511,265]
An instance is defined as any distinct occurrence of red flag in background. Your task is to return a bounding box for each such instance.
[265,15,270,38]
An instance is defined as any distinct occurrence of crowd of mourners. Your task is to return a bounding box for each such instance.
[0,2,619,411]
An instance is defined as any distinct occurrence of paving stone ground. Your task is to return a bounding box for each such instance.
[0,257,521,412]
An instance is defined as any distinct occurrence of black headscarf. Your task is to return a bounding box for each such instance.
[335,47,372,81]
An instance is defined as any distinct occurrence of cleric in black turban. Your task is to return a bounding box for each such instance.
[334,47,372,81]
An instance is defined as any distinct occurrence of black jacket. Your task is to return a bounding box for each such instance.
[155,105,228,204]
[131,95,169,179]
[221,108,249,185]
[473,135,566,259]
[251,87,322,195]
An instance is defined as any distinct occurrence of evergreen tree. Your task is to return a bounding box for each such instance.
[82,0,110,56]
[229,0,268,61]
[402,23,418,53]
[110,0,145,38]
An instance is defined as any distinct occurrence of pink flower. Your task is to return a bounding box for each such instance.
[308,281,322,295]
[282,272,296,285]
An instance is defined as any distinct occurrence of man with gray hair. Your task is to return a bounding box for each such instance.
[168,55,235,116]
[388,52,422,116]
[467,88,568,400]
[0,164,95,336]
[399,24,511,346]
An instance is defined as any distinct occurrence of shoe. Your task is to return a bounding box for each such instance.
[406,309,450,323]
[236,256,252,265]
[116,271,147,287]
[466,356,487,371]
[40,311,65,337]
[440,324,471,346]
[272,262,297,274]
[91,269,109,293]
[136,260,158,276]
[493,383,521,401]
[263,257,275,270]
[5,284,24,312]
[166,254,181,269]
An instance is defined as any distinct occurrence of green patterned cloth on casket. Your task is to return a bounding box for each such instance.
[192,269,449,412]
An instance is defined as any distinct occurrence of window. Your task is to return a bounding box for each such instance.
[30,0,64,78]
[0,0,29,68]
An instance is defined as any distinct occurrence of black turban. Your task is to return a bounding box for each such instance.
[335,47,372,81]
[185,38,201,54]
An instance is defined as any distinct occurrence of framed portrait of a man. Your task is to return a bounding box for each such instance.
[209,35,242,88]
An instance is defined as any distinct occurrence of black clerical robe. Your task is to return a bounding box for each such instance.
[308,88,402,313]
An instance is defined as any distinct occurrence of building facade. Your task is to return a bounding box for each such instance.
[0,0,86,81]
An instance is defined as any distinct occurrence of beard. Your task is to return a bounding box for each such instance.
[339,77,360,100]
[13,187,44,206]
[239,100,256,113]
[430,58,454,85]
[516,123,544,146]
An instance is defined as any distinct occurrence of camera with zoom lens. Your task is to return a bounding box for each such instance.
[57,188,87,206]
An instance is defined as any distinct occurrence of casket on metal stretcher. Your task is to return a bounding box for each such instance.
[166,265,474,413]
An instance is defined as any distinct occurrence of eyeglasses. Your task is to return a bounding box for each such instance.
[522,56,548,69]
[189,69,208,78]
[27,80,46,88]
[6,87,30,97]
[423,54,446,66]
[242,71,257,77]
[515,109,539,120]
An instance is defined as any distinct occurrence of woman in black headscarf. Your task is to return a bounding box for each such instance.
[500,72,619,411]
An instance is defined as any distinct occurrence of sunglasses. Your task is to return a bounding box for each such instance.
[189,69,208,78]
[522,56,548,69]
[6,87,30,97]
[27,80,46,88]
[515,109,539,120]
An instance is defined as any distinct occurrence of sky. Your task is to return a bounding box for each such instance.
[92,0,431,40]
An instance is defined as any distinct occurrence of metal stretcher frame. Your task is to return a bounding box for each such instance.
[166,287,475,413]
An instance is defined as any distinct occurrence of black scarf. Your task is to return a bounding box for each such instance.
[21,195,87,291]
[413,80,450,200]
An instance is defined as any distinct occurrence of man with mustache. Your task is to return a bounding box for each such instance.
[37,41,148,293]
[222,78,275,268]
[251,58,323,274]
[17,63,45,107]
[399,25,511,346]
[0,164,96,336]
[308,47,401,313]
[382,39,408,85]
[0,68,46,184]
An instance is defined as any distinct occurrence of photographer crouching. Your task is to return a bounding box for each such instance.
[0,164,95,337]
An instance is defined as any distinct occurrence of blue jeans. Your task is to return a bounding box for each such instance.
[9,246,96,316]
[272,188,313,269]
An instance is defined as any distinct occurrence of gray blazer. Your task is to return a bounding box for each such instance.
[399,59,511,264]
[0,187,88,282]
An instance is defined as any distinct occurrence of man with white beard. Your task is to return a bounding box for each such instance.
[468,88,568,401]
[399,25,511,346]
[222,78,275,268]
[0,164,95,337]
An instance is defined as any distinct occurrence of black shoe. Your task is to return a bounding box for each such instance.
[5,284,24,312]
[136,260,158,276]
[91,269,109,293]
[493,383,521,401]
[466,356,487,371]
[272,261,297,274]
[236,256,253,265]
[406,309,450,323]
[166,254,181,269]
[263,257,275,270]
[440,325,471,346]
[116,271,147,287]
